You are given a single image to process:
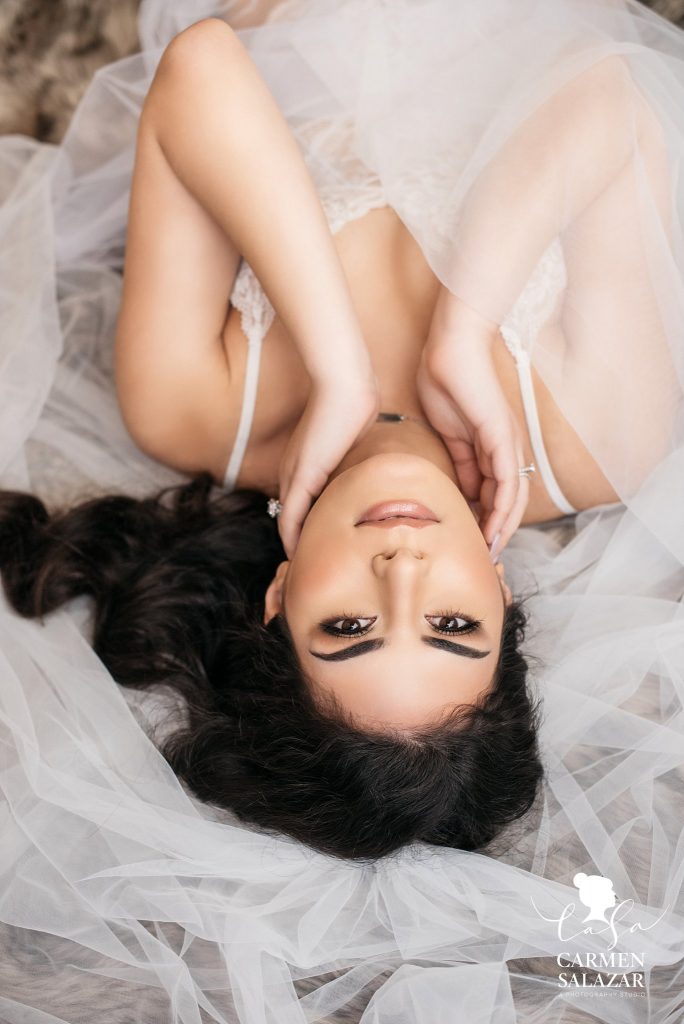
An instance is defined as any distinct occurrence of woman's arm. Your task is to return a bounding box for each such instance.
[143,17,373,390]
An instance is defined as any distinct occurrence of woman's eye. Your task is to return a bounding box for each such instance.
[321,615,377,637]
[425,612,480,635]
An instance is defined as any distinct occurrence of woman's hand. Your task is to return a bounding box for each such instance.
[277,369,380,559]
[416,292,529,558]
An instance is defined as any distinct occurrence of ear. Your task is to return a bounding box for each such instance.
[263,560,290,624]
[495,561,513,607]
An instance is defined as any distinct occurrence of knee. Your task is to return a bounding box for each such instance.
[155,17,244,83]
[571,56,654,145]
[142,16,248,129]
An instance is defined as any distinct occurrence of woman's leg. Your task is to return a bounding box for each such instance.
[116,16,365,470]
[114,97,243,469]
[114,28,248,469]
[130,18,364,384]
[557,86,678,486]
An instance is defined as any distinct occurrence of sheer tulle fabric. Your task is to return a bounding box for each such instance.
[1,0,683,1021]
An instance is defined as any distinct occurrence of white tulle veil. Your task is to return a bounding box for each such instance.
[1,0,683,1020]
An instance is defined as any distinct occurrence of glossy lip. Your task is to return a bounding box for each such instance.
[355,500,440,527]
[356,518,439,530]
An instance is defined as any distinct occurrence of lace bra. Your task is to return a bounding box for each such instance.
[223,121,577,515]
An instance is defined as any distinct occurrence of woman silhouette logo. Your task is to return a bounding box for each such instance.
[572,872,617,924]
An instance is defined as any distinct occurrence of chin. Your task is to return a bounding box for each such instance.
[308,451,467,530]
[334,451,454,484]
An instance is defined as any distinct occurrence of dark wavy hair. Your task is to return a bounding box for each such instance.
[0,470,545,861]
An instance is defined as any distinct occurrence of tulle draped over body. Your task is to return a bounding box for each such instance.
[0,0,683,1021]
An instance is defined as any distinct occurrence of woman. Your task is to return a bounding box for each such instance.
[0,1,682,1019]
[0,4,545,852]
[0,4,677,853]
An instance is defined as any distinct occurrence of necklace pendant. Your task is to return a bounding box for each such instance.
[377,411,406,422]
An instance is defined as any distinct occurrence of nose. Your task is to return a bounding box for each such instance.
[372,546,426,577]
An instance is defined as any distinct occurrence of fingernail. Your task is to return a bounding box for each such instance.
[489,531,501,563]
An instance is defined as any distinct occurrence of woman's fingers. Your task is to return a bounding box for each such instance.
[495,469,530,555]
[278,479,313,559]
[443,436,483,501]
[274,380,380,560]
[417,330,531,554]
[479,434,523,547]
[276,488,304,560]
[277,464,326,559]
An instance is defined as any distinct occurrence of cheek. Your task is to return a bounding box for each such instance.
[443,543,491,586]
[289,535,354,597]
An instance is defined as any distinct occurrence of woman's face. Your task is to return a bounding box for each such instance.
[264,453,512,731]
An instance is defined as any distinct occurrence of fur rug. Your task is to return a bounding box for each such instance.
[0,0,141,141]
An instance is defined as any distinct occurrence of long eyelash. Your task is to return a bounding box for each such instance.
[430,609,482,635]
[321,610,481,634]
[320,612,375,637]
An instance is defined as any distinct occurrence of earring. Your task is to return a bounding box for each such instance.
[267,497,283,518]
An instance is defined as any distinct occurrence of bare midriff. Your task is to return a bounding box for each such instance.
[219,205,619,524]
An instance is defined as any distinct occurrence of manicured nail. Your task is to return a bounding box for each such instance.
[489,531,501,563]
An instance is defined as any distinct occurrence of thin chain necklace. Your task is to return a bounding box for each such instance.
[376,410,439,435]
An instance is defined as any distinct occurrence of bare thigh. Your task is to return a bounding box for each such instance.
[558,102,677,488]
[114,102,242,474]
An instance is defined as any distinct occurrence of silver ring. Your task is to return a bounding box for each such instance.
[266,497,283,518]
[518,463,536,479]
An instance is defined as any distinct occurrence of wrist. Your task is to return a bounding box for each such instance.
[309,351,378,394]
[430,287,500,341]
[312,367,380,423]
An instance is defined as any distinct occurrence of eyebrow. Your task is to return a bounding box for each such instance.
[309,636,492,662]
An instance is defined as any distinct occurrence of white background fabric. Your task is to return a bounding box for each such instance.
[0,0,683,1021]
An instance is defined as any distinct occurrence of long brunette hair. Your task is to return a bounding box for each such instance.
[0,471,544,861]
